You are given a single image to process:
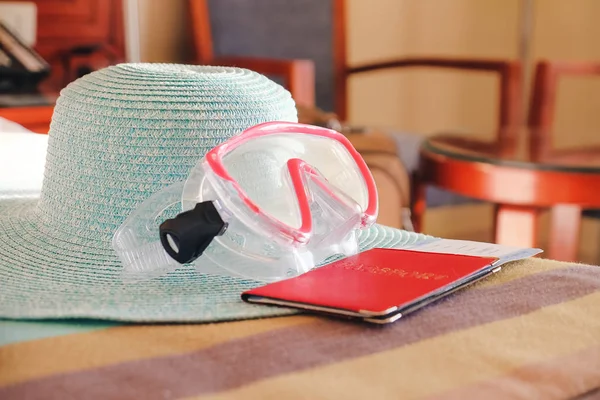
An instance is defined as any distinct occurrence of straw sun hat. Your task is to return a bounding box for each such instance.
[0,64,430,322]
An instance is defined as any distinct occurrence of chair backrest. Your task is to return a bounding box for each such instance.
[190,0,336,113]
[528,60,600,132]
[344,58,523,131]
[527,60,600,154]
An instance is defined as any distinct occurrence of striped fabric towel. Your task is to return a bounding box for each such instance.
[1,256,599,399]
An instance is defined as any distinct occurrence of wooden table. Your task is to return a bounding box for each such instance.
[412,131,600,262]
[0,105,55,134]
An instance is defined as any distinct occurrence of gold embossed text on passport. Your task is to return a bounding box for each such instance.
[335,260,448,280]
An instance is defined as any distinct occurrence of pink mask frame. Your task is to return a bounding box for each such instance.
[204,121,379,243]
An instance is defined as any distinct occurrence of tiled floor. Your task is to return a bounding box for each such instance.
[423,203,600,266]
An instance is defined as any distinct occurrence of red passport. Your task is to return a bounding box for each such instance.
[242,248,500,324]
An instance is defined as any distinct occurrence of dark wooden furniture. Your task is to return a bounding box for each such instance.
[189,0,523,124]
[0,0,126,133]
[0,105,54,133]
[413,131,600,262]
[9,0,126,92]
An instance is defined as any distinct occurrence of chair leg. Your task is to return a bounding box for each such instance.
[410,182,427,233]
[494,204,539,248]
[548,204,581,262]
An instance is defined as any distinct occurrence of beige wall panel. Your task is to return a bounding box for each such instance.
[348,68,501,138]
[137,0,191,63]
[531,0,600,149]
[347,0,521,136]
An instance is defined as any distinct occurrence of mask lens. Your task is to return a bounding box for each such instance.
[220,133,369,229]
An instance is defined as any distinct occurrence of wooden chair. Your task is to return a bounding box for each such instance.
[188,0,522,126]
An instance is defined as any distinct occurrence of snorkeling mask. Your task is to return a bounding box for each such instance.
[112,121,378,282]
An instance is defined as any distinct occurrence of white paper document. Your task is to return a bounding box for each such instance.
[405,238,543,266]
[0,129,48,199]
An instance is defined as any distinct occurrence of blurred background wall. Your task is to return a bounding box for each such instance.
[136,0,191,64]
[136,0,600,147]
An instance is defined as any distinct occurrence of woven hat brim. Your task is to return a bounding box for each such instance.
[0,197,433,322]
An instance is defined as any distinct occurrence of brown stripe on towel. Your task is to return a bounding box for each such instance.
[1,265,599,400]
[574,388,600,400]
[0,315,315,386]
[425,345,600,400]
